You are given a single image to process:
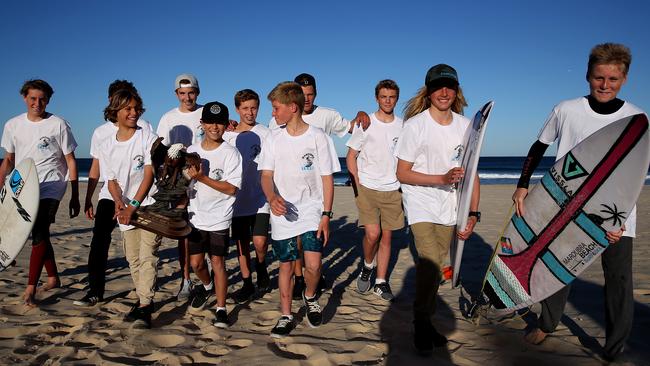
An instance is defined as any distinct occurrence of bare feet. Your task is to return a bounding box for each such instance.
[37,276,61,293]
[524,327,548,345]
[23,285,36,306]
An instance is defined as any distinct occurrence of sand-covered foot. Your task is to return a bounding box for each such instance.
[22,286,36,307]
[38,277,61,293]
[524,328,547,345]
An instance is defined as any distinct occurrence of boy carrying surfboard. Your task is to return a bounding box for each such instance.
[0,79,79,306]
[512,43,645,362]
[395,65,480,355]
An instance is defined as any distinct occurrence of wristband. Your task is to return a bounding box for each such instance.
[468,211,481,222]
[129,199,141,208]
[322,211,333,218]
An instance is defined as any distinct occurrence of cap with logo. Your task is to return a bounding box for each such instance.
[201,101,229,125]
[425,64,459,91]
[294,73,316,88]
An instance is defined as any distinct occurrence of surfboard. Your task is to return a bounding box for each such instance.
[481,114,649,313]
[0,159,40,271]
[450,101,494,288]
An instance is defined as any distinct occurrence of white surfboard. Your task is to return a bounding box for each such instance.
[482,114,650,313]
[450,101,494,287]
[0,158,40,271]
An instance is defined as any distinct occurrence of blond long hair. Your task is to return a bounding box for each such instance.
[403,86,467,120]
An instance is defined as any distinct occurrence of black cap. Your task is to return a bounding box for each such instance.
[201,101,229,124]
[425,64,459,91]
[294,73,316,88]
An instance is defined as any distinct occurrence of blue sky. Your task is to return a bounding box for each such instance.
[1,0,649,158]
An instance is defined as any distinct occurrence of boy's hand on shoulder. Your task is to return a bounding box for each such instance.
[317,216,330,246]
[269,195,287,216]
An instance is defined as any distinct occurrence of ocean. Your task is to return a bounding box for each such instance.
[73,157,650,186]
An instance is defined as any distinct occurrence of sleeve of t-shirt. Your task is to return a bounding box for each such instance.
[394,123,419,163]
[1,121,15,153]
[268,117,280,130]
[330,111,350,138]
[59,120,78,155]
[345,124,365,151]
[537,107,560,145]
[258,133,275,171]
[139,119,154,133]
[156,116,171,146]
[144,130,159,166]
[100,142,117,181]
[223,148,243,189]
[316,131,336,176]
[89,128,101,159]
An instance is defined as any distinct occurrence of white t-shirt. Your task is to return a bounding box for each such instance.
[258,126,340,240]
[187,142,242,231]
[90,119,153,201]
[346,112,403,191]
[269,105,350,138]
[394,110,470,226]
[223,124,271,216]
[99,127,158,231]
[156,106,204,147]
[538,97,645,237]
[1,113,77,200]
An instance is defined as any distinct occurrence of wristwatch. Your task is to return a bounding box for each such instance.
[322,211,333,218]
[468,211,481,222]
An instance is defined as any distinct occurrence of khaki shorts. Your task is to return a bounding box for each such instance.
[355,184,404,230]
[410,222,454,268]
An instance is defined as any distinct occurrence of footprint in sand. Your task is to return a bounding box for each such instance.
[337,306,359,315]
[345,323,372,339]
[203,344,231,356]
[226,339,253,349]
[254,310,282,326]
[0,327,26,339]
[148,334,185,348]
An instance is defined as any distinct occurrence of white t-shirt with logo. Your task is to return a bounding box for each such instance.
[394,110,470,226]
[1,113,77,200]
[538,97,645,237]
[269,105,350,138]
[258,126,340,240]
[99,127,158,231]
[346,112,403,191]
[187,142,242,231]
[223,124,271,216]
[90,119,153,201]
[156,106,204,147]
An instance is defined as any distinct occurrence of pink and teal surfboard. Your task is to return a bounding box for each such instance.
[482,114,649,312]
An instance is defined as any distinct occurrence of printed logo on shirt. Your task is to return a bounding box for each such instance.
[37,136,51,151]
[211,168,224,181]
[301,153,315,171]
[133,155,145,171]
[452,144,464,162]
[391,137,399,152]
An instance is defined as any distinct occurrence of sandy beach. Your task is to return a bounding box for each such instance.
[1,184,649,365]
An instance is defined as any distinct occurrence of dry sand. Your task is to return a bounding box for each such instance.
[1,185,649,365]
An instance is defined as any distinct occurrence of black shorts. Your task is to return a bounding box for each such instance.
[188,228,230,257]
[31,198,60,244]
[232,213,270,241]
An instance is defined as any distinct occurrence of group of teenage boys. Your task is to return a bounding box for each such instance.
[0,42,644,361]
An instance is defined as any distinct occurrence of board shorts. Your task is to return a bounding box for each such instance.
[188,228,230,257]
[272,231,322,263]
[232,213,270,241]
[31,198,60,243]
[355,184,404,230]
